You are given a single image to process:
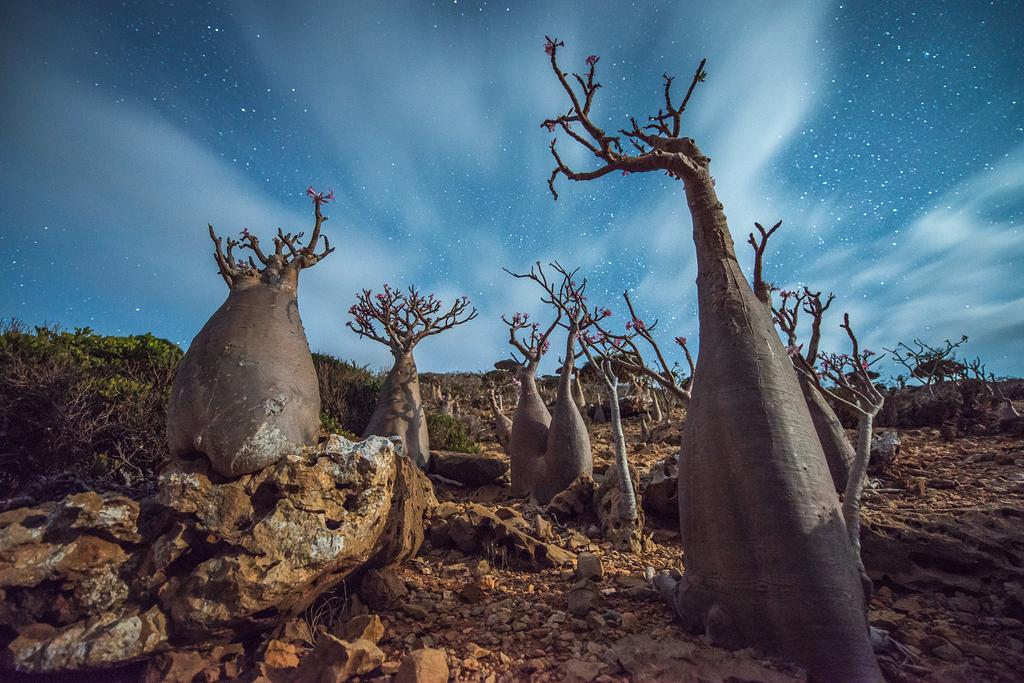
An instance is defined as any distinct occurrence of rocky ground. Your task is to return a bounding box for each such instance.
[250,411,1024,683]
[4,408,1023,682]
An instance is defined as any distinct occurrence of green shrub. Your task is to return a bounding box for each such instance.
[426,412,480,454]
[313,353,381,436]
[0,320,182,500]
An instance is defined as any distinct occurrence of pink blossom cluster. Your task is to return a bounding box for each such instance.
[306,186,334,205]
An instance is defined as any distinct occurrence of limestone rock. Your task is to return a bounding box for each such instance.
[428,503,573,570]
[360,567,408,611]
[861,506,1024,608]
[595,465,645,552]
[0,492,165,672]
[430,450,508,486]
[395,647,449,683]
[6,607,167,673]
[546,475,597,520]
[0,435,433,674]
[152,434,432,639]
[869,431,901,474]
[340,614,384,645]
[611,633,805,682]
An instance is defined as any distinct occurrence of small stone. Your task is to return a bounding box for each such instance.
[394,647,449,683]
[568,580,600,617]
[340,613,384,645]
[359,567,408,610]
[533,515,554,540]
[576,553,604,581]
[262,639,301,669]
[295,635,384,682]
[401,601,431,620]
[459,582,485,603]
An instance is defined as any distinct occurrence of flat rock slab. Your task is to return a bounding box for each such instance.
[430,450,508,486]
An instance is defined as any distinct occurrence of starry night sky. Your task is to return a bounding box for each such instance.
[1,1,1022,376]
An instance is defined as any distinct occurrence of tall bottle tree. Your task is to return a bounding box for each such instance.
[540,39,879,680]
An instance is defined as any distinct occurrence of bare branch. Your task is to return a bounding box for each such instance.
[747,220,782,305]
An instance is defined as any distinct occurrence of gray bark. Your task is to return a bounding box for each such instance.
[535,325,593,505]
[800,372,856,491]
[673,168,880,681]
[509,361,550,496]
[364,350,430,470]
[607,374,637,520]
[168,270,320,477]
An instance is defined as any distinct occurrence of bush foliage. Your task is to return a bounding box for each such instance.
[0,321,182,499]
[0,324,387,503]
[426,412,481,454]
[313,353,381,436]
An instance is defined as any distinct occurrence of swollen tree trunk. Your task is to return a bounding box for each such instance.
[672,172,879,680]
[535,325,593,504]
[652,389,664,423]
[509,360,550,496]
[800,372,856,491]
[168,271,321,477]
[364,350,430,470]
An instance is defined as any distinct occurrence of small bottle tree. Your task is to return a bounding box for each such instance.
[347,285,477,469]
[168,187,335,477]
[501,309,561,496]
[504,262,594,504]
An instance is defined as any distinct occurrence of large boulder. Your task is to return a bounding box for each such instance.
[0,492,167,671]
[0,434,433,674]
[150,434,433,639]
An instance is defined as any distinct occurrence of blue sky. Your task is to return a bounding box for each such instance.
[1,1,1022,376]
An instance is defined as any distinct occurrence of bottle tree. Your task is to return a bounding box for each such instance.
[500,309,561,496]
[348,285,477,469]
[540,38,879,679]
[168,187,335,477]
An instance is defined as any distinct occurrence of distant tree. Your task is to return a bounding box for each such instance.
[504,262,594,504]
[884,336,969,394]
[500,307,561,496]
[540,38,878,678]
[167,187,334,477]
[348,285,477,469]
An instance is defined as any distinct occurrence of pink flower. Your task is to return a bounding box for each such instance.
[306,186,333,204]
[585,55,599,66]
[600,308,612,318]
[544,42,555,56]
[240,228,249,237]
